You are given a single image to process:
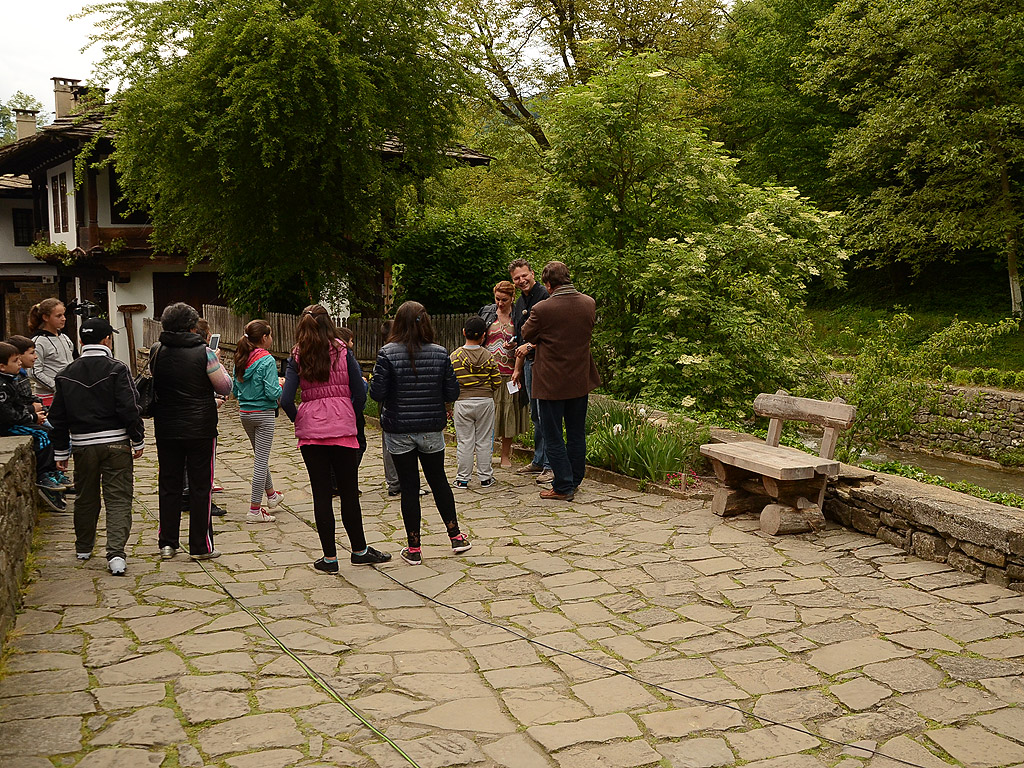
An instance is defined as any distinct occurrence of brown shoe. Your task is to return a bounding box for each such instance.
[540,488,574,501]
[517,463,544,475]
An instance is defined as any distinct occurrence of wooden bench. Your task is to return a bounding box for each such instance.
[699,391,856,535]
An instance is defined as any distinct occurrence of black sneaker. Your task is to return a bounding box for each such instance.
[211,502,227,517]
[450,534,472,554]
[479,478,495,488]
[351,547,392,566]
[401,548,422,565]
[313,557,339,574]
[39,488,66,512]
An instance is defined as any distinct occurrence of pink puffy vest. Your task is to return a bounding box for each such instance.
[293,343,359,447]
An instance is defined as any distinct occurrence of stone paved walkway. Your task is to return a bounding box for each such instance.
[2,402,1024,768]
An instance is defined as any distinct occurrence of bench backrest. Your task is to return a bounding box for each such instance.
[753,390,856,461]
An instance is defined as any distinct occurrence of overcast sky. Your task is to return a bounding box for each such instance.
[0,2,106,118]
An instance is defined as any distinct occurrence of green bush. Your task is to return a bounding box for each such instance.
[939,365,954,382]
[391,211,518,314]
[1015,371,1024,390]
[983,368,1002,387]
[970,368,985,385]
[995,448,1024,467]
[1003,370,1019,389]
[585,399,709,483]
[954,369,971,386]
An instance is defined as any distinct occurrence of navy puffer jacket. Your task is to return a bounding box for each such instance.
[370,342,459,434]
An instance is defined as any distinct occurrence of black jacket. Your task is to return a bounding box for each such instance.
[479,303,498,327]
[511,282,549,353]
[0,372,36,431]
[369,342,459,434]
[48,346,145,461]
[151,331,218,440]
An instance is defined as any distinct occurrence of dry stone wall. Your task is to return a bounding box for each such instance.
[826,467,1024,592]
[909,384,1024,460]
[0,436,39,648]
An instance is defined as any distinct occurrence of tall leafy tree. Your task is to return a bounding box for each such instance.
[539,55,845,407]
[0,92,47,146]
[84,0,462,312]
[438,0,726,150]
[713,0,848,207]
[802,0,1024,315]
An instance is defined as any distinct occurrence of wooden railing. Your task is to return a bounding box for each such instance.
[200,304,469,362]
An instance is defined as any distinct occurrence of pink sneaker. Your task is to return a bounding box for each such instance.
[211,483,224,493]
[246,507,276,524]
[266,491,285,508]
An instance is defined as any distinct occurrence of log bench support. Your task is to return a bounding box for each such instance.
[700,391,856,536]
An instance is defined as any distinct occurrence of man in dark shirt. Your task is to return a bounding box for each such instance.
[509,259,552,481]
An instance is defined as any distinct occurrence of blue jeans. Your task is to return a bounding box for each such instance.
[538,396,588,495]
[523,358,549,469]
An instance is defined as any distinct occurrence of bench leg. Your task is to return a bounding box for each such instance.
[711,487,769,517]
[760,497,826,535]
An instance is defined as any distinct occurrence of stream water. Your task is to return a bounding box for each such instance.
[865,445,1024,495]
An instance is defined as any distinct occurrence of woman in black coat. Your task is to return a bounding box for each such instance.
[369,301,470,565]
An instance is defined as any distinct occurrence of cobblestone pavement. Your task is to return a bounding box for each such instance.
[2,402,1024,768]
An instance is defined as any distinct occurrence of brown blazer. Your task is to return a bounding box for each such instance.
[522,285,602,400]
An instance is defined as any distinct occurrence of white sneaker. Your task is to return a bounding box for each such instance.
[108,556,126,576]
[76,552,91,561]
[246,507,276,524]
[266,491,285,508]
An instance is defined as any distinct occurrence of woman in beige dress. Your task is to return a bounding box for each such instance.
[485,281,529,467]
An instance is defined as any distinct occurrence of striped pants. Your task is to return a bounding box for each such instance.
[240,410,277,507]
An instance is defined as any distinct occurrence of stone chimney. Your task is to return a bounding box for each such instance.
[14,109,38,140]
[52,77,81,118]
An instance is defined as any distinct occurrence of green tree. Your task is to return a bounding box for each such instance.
[391,211,518,314]
[539,54,846,408]
[84,0,462,313]
[802,0,1024,316]
[0,92,47,146]
[438,0,726,150]
[713,0,848,207]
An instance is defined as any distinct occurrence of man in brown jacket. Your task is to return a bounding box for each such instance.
[522,261,602,501]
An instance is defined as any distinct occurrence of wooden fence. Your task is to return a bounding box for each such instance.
[199,305,467,363]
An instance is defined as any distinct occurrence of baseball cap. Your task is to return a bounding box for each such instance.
[79,317,118,344]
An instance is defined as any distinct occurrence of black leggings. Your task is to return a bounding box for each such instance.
[390,448,460,548]
[299,445,365,558]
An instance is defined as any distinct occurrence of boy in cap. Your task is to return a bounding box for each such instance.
[450,315,501,488]
[49,318,145,575]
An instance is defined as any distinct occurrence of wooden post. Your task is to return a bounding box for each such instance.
[117,303,146,376]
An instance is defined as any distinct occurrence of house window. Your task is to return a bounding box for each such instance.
[12,209,33,246]
[50,173,69,233]
[58,173,69,233]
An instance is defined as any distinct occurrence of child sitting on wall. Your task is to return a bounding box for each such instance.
[0,341,66,511]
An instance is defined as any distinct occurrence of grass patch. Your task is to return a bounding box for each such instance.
[808,306,1024,372]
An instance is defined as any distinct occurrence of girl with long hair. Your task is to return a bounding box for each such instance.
[485,280,528,468]
[28,298,76,406]
[369,301,470,565]
[281,305,390,571]
[232,319,284,523]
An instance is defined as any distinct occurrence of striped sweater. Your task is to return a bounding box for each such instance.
[450,344,501,400]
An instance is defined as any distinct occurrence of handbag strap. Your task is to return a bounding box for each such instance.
[142,342,162,376]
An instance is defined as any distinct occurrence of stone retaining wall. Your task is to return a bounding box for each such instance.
[826,466,1024,592]
[0,436,40,649]
[910,384,1024,460]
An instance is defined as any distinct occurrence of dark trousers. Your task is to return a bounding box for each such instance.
[158,437,216,555]
[538,396,589,495]
[299,444,365,558]
[390,448,460,548]
[73,442,134,560]
[35,441,57,478]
